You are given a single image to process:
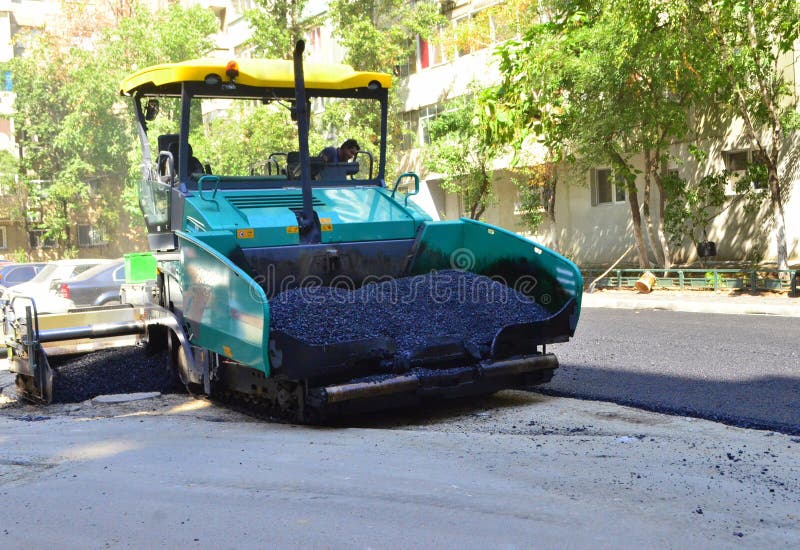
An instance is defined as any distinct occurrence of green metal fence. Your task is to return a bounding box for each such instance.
[582,268,798,292]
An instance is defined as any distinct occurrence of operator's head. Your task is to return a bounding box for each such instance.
[340,139,360,161]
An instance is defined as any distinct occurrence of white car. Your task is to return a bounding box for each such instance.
[8,259,112,314]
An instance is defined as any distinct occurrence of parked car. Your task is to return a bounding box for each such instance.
[54,260,126,307]
[8,259,112,314]
[0,262,48,288]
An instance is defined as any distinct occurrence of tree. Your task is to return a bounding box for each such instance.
[6,2,217,252]
[510,155,559,244]
[495,1,718,269]
[662,171,728,251]
[327,0,444,178]
[328,0,443,72]
[424,92,498,219]
[245,0,324,59]
[701,0,800,272]
[424,0,547,226]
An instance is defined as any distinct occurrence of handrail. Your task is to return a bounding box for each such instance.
[391,172,420,206]
[197,175,221,202]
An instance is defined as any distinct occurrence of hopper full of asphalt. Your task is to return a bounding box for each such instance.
[49,346,178,404]
[269,270,552,357]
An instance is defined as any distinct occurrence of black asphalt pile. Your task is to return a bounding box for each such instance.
[50,346,179,404]
[269,270,551,356]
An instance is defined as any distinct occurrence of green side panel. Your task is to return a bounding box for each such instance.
[409,219,583,327]
[191,230,241,257]
[175,230,270,374]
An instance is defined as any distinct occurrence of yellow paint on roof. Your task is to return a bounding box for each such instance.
[120,58,392,95]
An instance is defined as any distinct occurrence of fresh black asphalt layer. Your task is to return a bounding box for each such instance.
[269,270,550,354]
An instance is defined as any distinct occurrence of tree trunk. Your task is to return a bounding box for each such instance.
[768,166,788,272]
[545,177,557,250]
[608,147,649,268]
[654,174,672,271]
[628,188,650,269]
[641,148,665,267]
[468,165,492,220]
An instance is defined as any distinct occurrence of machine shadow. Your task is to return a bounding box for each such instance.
[539,364,800,435]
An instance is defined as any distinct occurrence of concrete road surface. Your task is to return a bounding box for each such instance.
[1,392,798,549]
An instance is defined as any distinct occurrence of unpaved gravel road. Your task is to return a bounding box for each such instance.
[1,362,798,548]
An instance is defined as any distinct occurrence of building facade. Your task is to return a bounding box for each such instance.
[394,1,800,268]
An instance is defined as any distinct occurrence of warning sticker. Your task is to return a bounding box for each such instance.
[237,228,255,239]
[286,226,299,234]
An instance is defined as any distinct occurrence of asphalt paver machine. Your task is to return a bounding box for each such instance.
[2,42,582,421]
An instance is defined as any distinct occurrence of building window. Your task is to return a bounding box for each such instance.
[590,168,626,206]
[419,102,457,145]
[418,29,448,69]
[399,110,419,151]
[29,230,56,249]
[724,150,750,172]
[452,15,475,57]
[0,226,7,250]
[231,0,255,14]
[308,27,323,59]
[78,224,105,247]
[723,149,767,192]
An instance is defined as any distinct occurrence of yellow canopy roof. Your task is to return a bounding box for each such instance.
[120,58,392,95]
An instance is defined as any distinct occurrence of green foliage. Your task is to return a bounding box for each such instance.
[511,163,559,232]
[492,0,800,267]
[328,0,444,72]
[495,0,711,170]
[326,0,445,179]
[192,102,297,175]
[706,0,800,132]
[696,0,799,269]
[5,3,217,251]
[424,92,498,219]
[513,178,545,231]
[245,1,323,59]
[11,249,27,263]
[0,150,17,191]
[662,171,727,246]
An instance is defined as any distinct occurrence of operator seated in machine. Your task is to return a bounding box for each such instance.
[158,135,209,180]
[169,141,208,176]
[317,138,360,181]
[319,138,360,163]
